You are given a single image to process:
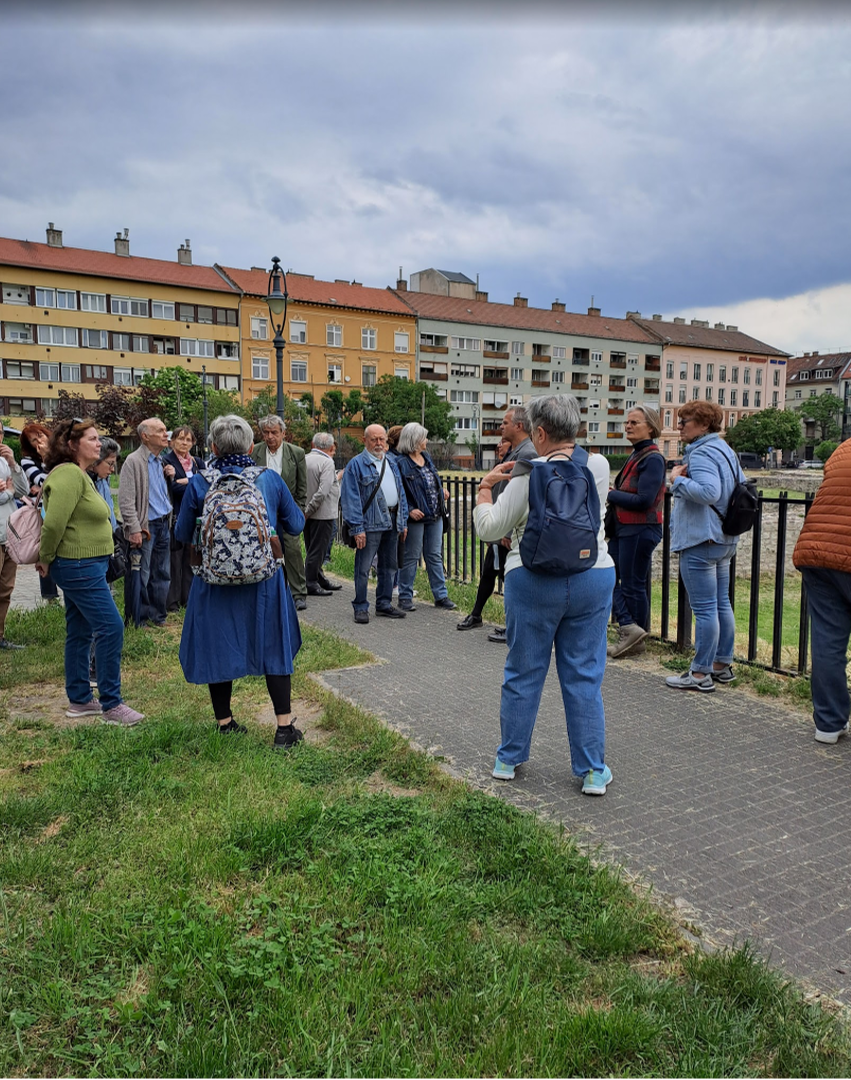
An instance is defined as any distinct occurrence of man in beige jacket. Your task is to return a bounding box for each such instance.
[303,432,342,596]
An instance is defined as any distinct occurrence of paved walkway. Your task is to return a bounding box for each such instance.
[300,579,851,1006]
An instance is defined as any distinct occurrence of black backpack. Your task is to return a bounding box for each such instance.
[709,450,759,536]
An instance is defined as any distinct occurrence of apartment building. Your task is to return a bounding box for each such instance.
[394,273,662,459]
[785,350,851,444]
[216,266,416,407]
[0,226,242,422]
[633,316,789,458]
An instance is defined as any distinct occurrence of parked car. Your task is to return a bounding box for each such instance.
[665,458,683,470]
[737,452,765,470]
[798,459,824,469]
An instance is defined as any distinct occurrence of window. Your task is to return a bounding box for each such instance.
[3,283,30,305]
[40,398,56,417]
[80,292,106,312]
[7,398,36,416]
[754,391,761,407]
[394,366,409,380]
[692,387,700,400]
[326,324,342,347]
[773,369,781,387]
[250,316,268,340]
[666,361,674,379]
[509,395,524,406]
[590,351,603,363]
[742,390,750,407]
[85,365,108,380]
[420,333,448,347]
[718,388,725,405]
[693,363,701,380]
[719,365,726,382]
[152,300,175,320]
[450,390,479,403]
[179,303,195,322]
[589,374,602,387]
[290,320,307,344]
[362,364,377,387]
[112,333,130,351]
[454,417,478,430]
[37,325,77,346]
[665,385,673,402]
[451,336,481,351]
[394,332,410,353]
[531,369,550,384]
[664,410,672,428]
[679,362,688,381]
[61,363,81,382]
[114,368,133,386]
[252,354,269,380]
[552,370,565,384]
[81,329,108,348]
[731,367,739,383]
[626,377,638,388]
[607,422,622,434]
[36,287,76,310]
[197,306,213,325]
[755,367,762,386]
[705,387,713,401]
[588,422,600,433]
[743,367,751,385]
[532,343,551,357]
[628,353,639,365]
[39,362,59,381]
[327,364,342,383]
[772,391,779,407]
[180,339,215,358]
[484,339,509,353]
[221,375,240,391]
[552,346,566,360]
[361,327,377,350]
[794,389,801,399]
[217,342,238,359]
[510,367,523,380]
[706,363,713,382]
[589,400,601,410]
[482,391,508,408]
[511,341,525,355]
[451,363,479,377]
[111,296,148,317]
[810,389,817,397]
[4,322,33,343]
[132,335,148,352]
[291,360,307,382]
[678,387,687,404]
[215,308,238,326]
[730,389,738,406]
[5,361,34,379]
[798,371,810,381]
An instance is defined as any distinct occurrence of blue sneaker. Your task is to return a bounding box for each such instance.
[492,757,516,781]
[582,764,613,796]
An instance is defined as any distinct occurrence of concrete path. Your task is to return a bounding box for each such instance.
[300,579,851,1005]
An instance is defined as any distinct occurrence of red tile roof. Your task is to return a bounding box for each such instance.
[635,317,788,357]
[218,266,413,316]
[786,351,851,383]
[392,290,659,344]
[0,236,237,294]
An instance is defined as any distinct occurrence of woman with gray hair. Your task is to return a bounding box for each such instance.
[473,395,615,795]
[174,414,306,747]
[395,422,455,611]
[605,405,666,658]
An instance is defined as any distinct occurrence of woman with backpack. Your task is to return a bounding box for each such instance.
[473,395,616,796]
[665,400,744,693]
[174,414,306,748]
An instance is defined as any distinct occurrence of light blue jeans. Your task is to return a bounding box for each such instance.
[49,556,125,710]
[399,517,448,603]
[678,540,737,674]
[498,564,615,776]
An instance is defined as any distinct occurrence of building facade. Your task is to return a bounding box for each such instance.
[785,350,851,448]
[0,226,241,422]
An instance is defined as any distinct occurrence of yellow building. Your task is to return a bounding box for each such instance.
[0,225,241,421]
[216,266,417,407]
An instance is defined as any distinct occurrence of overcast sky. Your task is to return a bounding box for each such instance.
[2,1,849,357]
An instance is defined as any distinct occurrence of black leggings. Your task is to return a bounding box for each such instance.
[208,675,292,721]
[471,542,509,619]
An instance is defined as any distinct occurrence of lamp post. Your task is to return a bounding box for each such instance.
[265,256,289,422]
[471,404,480,470]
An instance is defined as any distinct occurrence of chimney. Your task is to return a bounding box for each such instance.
[335,279,349,284]
[177,239,192,265]
[626,310,641,319]
[726,325,738,331]
[652,314,663,321]
[812,350,819,356]
[690,319,701,326]
[396,266,407,291]
[714,322,726,329]
[804,352,811,357]
[114,228,130,257]
[587,306,601,317]
[673,317,686,324]
[551,300,565,312]
[46,222,63,248]
[514,294,528,307]
[475,291,488,302]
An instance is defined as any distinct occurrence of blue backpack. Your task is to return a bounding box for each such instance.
[517,447,600,575]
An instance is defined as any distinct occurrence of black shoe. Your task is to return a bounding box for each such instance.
[0,639,25,650]
[354,611,370,624]
[273,722,304,749]
[306,585,332,596]
[457,614,483,631]
[376,607,406,618]
[318,577,342,591]
[434,597,457,610]
[218,719,247,734]
[294,598,307,611]
[399,600,417,611]
[488,627,508,644]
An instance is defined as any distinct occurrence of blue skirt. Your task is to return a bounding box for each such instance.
[179,568,302,685]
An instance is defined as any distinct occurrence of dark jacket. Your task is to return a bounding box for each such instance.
[396,452,443,522]
[164,450,204,515]
[252,441,307,510]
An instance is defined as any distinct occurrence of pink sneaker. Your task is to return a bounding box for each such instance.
[66,700,102,718]
[101,703,145,727]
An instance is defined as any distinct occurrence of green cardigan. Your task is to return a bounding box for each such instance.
[40,463,114,564]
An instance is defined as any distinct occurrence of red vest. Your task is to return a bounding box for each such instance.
[614,446,665,525]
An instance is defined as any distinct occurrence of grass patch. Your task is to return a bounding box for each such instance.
[2,599,847,1075]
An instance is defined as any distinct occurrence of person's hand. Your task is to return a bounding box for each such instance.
[177,477,189,485]
[409,509,424,521]
[401,528,408,541]
[128,531,143,547]
[3,477,13,492]
[30,484,41,496]
[355,532,367,549]
[0,444,14,465]
[443,488,450,502]
[163,464,176,479]
[479,461,514,491]
[34,562,49,578]
[670,464,688,480]
[500,536,512,549]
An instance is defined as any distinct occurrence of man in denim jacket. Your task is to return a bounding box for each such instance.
[340,425,408,624]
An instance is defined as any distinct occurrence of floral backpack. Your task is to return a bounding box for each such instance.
[192,467,279,586]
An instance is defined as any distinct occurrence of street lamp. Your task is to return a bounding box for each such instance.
[265,256,289,421]
[471,404,480,470]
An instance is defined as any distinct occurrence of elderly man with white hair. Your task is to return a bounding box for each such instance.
[252,415,307,610]
[340,424,408,624]
[303,431,342,596]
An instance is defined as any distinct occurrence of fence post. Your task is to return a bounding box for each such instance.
[675,569,693,651]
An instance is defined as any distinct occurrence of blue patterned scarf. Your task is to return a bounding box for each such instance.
[211,453,255,469]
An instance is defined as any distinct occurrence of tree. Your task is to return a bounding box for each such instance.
[185,387,243,444]
[320,389,345,430]
[725,408,802,456]
[125,384,167,433]
[52,389,91,425]
[91,384,136,440]
[137,366,204,429]
[362,376,454,443]
[815,440,839,463]
[797,392,843,444]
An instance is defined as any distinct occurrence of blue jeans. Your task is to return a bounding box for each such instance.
[678,540,737,674]
[49,556,125,711]
[801,567,851,735]
[609,525,662,630]
[498,564,615,776]
[140,515,171,625]
[399,517,448,602]
[352,528,399,613]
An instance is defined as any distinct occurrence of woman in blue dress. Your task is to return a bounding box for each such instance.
[175,414,305,748]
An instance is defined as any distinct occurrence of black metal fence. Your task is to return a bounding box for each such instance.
[438,477,815,677]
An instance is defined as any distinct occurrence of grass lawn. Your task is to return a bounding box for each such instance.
[2,604,848,1076]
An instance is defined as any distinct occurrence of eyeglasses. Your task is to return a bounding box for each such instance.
[677,419,691,428]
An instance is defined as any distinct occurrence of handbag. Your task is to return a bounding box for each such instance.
[438,488,451,535]
[6,492,43,565]
[106,527,128,584]
[341,458,386,548]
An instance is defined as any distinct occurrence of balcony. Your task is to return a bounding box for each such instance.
[608,383,626,393]
[645,358,661,372]
[570,381,589,390]
[643,380,660,394]
[608,408,624,415]
[531,354,551,363]
[482,350,509,360]
[572,357,590,366]
[483,376,509,386]
[607,432,623,439]
[531,380,550,388]
[421,370,448,381]
[420,344,449,354]
[580,407,588,414]
[610,359,627,369]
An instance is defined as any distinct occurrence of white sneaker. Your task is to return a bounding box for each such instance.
[102,703,145,727]
[665,671,715,693]
[814,723,849,745]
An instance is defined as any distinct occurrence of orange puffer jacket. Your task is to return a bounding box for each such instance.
[793,439,851,573]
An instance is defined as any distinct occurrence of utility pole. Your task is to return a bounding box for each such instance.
[421,390,426,426]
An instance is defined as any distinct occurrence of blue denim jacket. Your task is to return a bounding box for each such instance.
[340,450,409,534]
[670,434,744,552]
